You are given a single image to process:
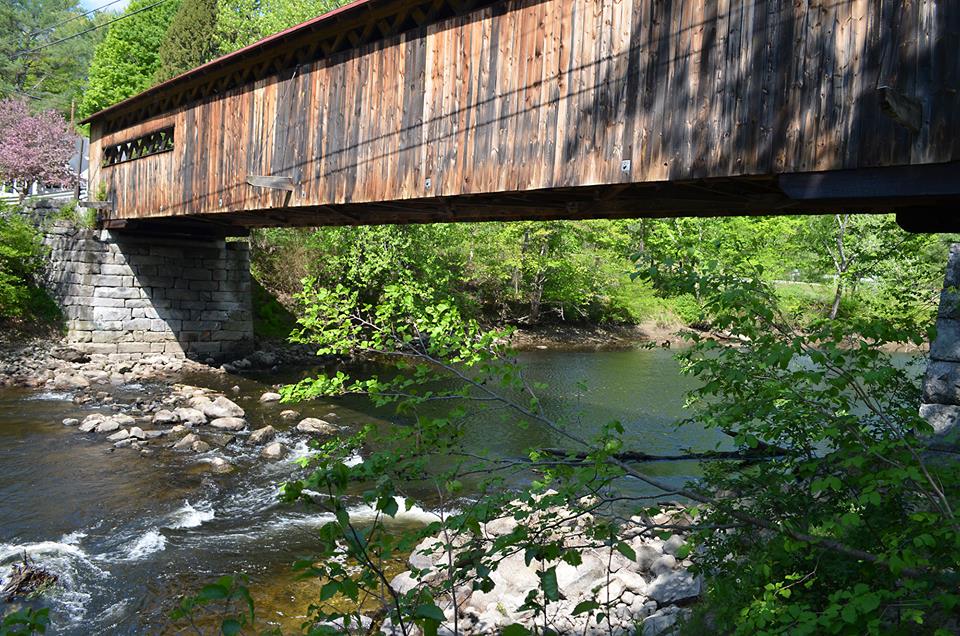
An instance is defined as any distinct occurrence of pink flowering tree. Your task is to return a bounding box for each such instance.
[0,99,76,201]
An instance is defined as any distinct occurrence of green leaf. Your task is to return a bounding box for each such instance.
[501,625,532,636]
[221,618,242,636]
[414,603,445,622]
[539,567,560,601]
[615,541,636,562]
[319,581,340,601]
[572,600,600,615]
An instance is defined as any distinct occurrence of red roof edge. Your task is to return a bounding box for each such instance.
[80,0,375,126]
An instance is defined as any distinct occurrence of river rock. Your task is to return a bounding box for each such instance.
[174,407,206,426]
[128,426,146,440]
[113,438,134,448]
[204,432,235,447]
[112,413,136,427]
[650,554,677,577]
[647,570,701,605]
[210,417,247,431]
[260,442,286,460]
[202,396,245,419]
[632,543,664,571]
[662,534,686,556]
[297,417,336,435]
[259,392,282,403]
[53,373,90,390]
[642,606,691,636]
[389,572,419,595]
[173,433,199,450]
[95,418,121,434]
[207,457,233,473]
[249,425,275,444]
[107,429,130,441]
[78,414,103,432]
[152,409,178,425]
[62,418,79,427]
[279,409,300,420]
[191,440,211,453]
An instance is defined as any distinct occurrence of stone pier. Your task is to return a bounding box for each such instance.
[44,224,254,359]
[921,243,960,443]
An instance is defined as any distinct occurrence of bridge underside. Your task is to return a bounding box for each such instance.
[99,162,960,237]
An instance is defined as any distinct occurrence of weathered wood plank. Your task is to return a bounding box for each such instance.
[87,0,960,224]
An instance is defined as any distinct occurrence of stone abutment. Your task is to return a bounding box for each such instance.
[44,224,254,359]
[921,243,960,442]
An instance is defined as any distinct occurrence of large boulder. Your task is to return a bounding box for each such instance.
[260,442,286,460]
[203,396,245,419]
[296,418,337,435]
[647,570,701,605]
[174,407,206,427]
[78,414,104,433]
[152,409,179,425]
[95,418,121,434]
[52,373,89,390]
[112,413,136,427]
[249,425,276,445]
[642,606,692,636]
[206,457,233,473]
[173,433,199,450]
[210,417,247,431]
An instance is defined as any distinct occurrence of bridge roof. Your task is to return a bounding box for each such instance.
[81,0,490,129]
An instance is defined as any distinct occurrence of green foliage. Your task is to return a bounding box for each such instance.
[78,0,182,118]
[0,608,49,636]
[274,279,652,632]
[0,0,105,115]
[215,0,343,54]
[251,279,296,340]
[677,264,960,634]
[0,212,57,321]
[169,574,262,634]
[156,0,219,82]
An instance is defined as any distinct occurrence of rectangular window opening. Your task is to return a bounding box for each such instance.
[102,126,174,167]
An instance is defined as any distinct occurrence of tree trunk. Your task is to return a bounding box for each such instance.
[829,278,844,320]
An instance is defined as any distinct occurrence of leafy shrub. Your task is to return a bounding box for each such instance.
[667,293,704,326]
[0,213,53,320]
[680,268,959,634]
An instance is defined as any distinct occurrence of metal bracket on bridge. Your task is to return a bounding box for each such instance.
[245,175,295,192]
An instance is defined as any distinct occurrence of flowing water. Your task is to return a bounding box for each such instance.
[0,347,721,634]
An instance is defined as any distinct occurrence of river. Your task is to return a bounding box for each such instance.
[0,347,723,634]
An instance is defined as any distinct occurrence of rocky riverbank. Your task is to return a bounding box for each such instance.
[373,502,699,635]
[57,382,345,469]
[509,322,689,351]
[0,335,317,390]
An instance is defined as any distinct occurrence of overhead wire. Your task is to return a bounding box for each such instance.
[22,0,131,41]
[17,0,174,57]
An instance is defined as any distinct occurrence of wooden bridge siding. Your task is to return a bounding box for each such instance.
[91,0,958,222]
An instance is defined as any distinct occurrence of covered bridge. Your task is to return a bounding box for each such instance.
[82,0,960,235]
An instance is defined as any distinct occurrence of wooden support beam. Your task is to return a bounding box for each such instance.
[779,163,960,201]
[246,175,296,191]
